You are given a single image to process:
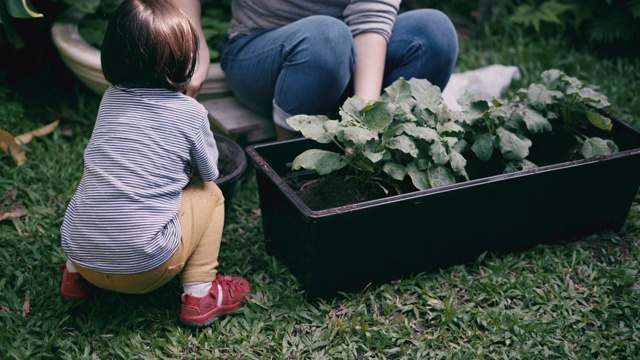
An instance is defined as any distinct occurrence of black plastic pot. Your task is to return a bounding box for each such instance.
[246,118,640,299]
[214,134,247,219]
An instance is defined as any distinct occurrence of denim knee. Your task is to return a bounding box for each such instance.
[274,16,355,123]
[288,15,354,71]
[413,9,458,68]
[386,9,458,89]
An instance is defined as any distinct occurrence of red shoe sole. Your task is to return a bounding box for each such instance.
[179,302,244,327]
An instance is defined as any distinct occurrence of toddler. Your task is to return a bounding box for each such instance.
[59,0,250,327]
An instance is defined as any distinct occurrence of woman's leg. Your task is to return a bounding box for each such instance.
[220,15,355,132]
[384,9,459,90]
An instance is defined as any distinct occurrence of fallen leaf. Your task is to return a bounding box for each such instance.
[1,190,25,221]
[22,292,30,317]
[0,202,26,221]
[0,120,60,166]
[14,120,60,144]
[0,129,26,165]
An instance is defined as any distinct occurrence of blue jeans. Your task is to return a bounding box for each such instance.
[219,9,458,131]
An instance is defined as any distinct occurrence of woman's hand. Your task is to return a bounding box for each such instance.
[174,0,211,98]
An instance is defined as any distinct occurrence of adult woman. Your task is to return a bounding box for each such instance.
[219,0,459,139]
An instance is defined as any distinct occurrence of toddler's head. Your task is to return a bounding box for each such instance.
[101,0,199,92]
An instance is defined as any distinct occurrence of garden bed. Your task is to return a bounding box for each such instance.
[247,71,640,298]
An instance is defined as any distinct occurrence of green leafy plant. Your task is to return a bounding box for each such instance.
[287,69,618,195]
[490,0,640,53]
[59,0,122,15]
[0,0,43,48]
[75,0,231,61]
[507,0,575,32]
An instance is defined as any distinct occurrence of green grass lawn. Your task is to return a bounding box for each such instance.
[1,30,639,358]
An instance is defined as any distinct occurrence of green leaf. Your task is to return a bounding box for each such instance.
[387,135,419,157]
[442,136,460,149]
[363,150,386,163]
[496,127,532,161]
[360,101,394,132]
[471,133,494,161]
[380,77,415,113]
[408,78,443,113]
[340,96,366,123]
[413,107,437,127]
[5,0,43,19]
[382,77,412,103]
[575,88,610,108]
[401,123,438,143]
[406,161,430,190]
[67,0,102,14]
[560,73,583,94]
[453,138,468,153]
[342,126,378,145]
[437,121,465,135]
[382,162,407,181]
[516,106,552,133]
[291,149,346,175]
[286,115,333,143]
[457,92,492,114]
[448,149,469,180]
[488,104,514,123]
[586,111,613,131]
[428,165,456,188]
[521,83,564,109]
[429,139,449,165]
[581,137,618,158]
[508,1,574,32]
[0,4,24,47]
[323,120,342,138]
[540,69,564,88]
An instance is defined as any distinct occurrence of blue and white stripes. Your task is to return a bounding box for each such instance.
[61,86,218,274]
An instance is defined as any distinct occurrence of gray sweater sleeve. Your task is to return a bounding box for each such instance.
[343,1,400,41]
[229,0,401,41]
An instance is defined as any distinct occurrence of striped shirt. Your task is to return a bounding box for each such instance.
[228,0,401,41]
[61,86,218,274]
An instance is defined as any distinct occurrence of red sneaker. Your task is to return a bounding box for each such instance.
[180,275,251,327]
[59,263,98,300]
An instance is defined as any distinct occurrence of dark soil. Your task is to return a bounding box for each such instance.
[217,155,235,178]
[287,173,386,210]
[215,135,243,179]
[284,123,619,211]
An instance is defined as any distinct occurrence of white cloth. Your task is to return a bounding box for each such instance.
[442,64,521,111]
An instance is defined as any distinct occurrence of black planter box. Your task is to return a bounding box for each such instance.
[246,119,640,299]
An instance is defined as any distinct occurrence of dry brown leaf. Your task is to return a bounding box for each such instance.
[0,120,60,166]
[1,190,26,221]
[0,129,26,165]
[0,202,26,221]
[22,292,30,317]
[14,120,60,144]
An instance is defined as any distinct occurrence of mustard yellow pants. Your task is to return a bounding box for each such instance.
[74,180,224,294]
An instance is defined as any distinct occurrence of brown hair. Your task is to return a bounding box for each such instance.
[101,0,199,91]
